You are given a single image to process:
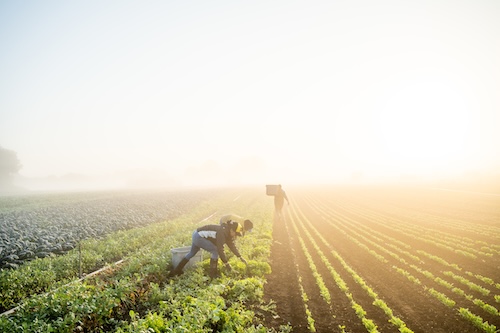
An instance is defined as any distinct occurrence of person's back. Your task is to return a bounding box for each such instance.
[274,185,288,208]
[197,224,236,256]
[273,185,288,221]
[197,224,223,239]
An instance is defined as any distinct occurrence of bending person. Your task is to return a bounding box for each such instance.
[169,221,252,278]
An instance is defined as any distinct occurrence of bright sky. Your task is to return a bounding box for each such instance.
[1,0,499,189]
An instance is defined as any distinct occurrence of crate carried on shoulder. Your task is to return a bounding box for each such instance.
[266,184,280,196]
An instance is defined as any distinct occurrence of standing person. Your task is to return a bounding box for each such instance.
[169,221,251,278]
[219,214,253,234]
[274,184,289,221]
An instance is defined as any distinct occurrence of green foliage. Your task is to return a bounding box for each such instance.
[250,245,269,259]
[427,288,456,308]
[0,190,214,271]
[0,277,138,332]
[0,260,61,310]
[117,269,270,332]
[0,146,21,178]
[246,260,272,277]
[443,271,490,296]
[1,189,279,332]
[361,317,378,333]
[458,308,497,333]
[0,192,223,311]
[224,278,264,302]
[472,299,499,316]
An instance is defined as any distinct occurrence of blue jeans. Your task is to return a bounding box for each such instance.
[185,231,219,260]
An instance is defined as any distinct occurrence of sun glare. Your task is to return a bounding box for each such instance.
[375,80,472,174]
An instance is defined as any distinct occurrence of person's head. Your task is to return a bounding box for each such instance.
[227,221,243,238]
[228,220,253,237]
[243,219,253,234]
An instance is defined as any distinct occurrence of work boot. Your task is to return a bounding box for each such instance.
[209,258,219,279]
[169,258,189,277]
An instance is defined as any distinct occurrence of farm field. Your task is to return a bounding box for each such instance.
[1,185,499,332]
[264,185,500,333]
[0,188,285,332]
[0,189,215,269]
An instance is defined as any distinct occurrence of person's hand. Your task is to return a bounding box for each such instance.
[240,257,247,265]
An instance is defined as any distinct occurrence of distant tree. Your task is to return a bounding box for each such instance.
[0,146,22,188]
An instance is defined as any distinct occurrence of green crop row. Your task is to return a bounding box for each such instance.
[0,190,213,269]
[281,203,317,332]
[304,197,424,266]
[292,200,394,333]
[0,194,226,312]
[293,200,415,333]
[459,308,497,333]
[312,194,500,307]
[289,214,331,306]
[305,194,499,333]
[443,271,491,296]
[1,188,289,332]
[330,197,489,259]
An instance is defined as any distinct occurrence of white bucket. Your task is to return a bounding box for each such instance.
[171,246,203,269]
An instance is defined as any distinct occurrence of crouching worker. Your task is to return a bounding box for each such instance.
[169,220,253,278]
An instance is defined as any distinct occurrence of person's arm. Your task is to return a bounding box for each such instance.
[283,190,289,204]
[226,237,242,258]
[226,237,248,264]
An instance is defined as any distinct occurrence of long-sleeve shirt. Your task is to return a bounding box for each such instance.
[196,224,241,263]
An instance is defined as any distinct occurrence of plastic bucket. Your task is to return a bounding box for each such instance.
[171,246,203,269]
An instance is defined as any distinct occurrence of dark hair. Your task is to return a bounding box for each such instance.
[243,219,253,231]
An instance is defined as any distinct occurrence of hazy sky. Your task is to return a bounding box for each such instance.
[1,0,499,189]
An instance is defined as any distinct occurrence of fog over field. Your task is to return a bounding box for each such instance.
[1,1,499,192]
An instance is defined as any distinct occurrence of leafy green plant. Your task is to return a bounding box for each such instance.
[458,308,497,333]
[1,189,279,332]
[427,288,456,307]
